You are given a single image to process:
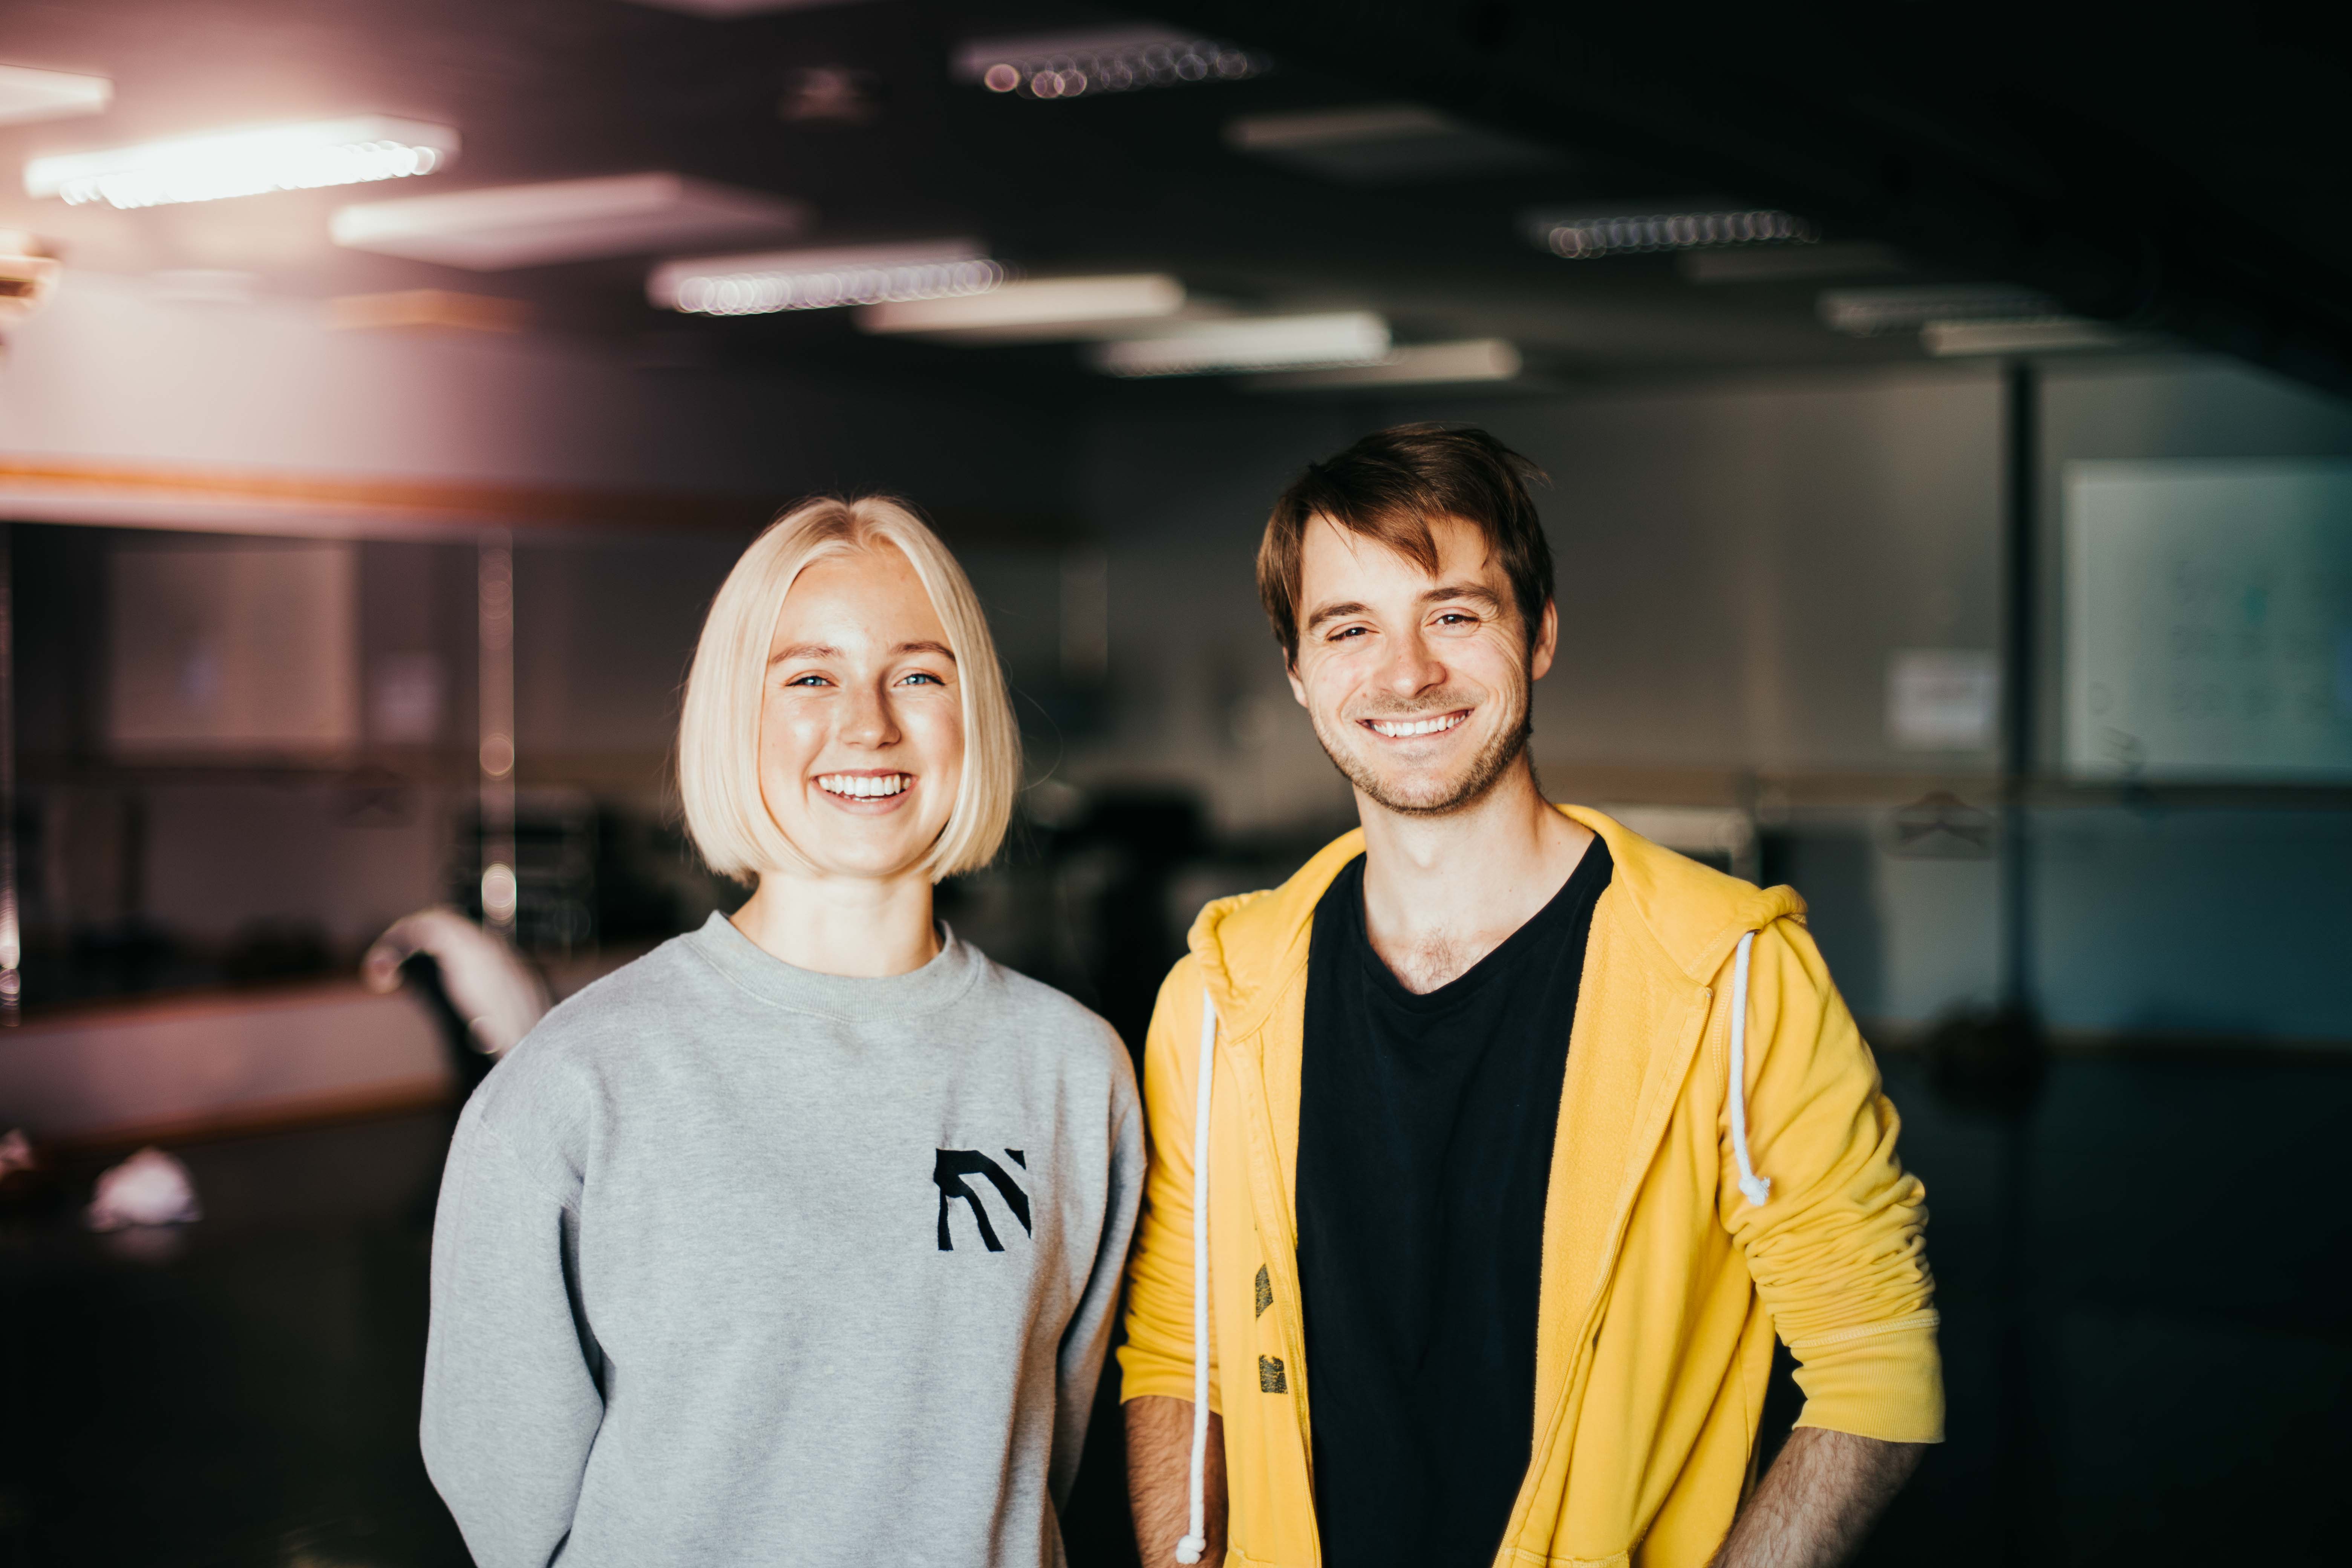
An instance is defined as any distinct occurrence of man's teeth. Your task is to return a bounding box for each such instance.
[817,773,911,799]
[1368,712,1467,738]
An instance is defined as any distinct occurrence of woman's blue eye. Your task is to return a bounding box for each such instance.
[901,671,944,685]
[786,674,829,686]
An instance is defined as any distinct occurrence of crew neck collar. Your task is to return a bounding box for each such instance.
[686,910,983,1021]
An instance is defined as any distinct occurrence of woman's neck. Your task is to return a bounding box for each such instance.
[729,866,939,978]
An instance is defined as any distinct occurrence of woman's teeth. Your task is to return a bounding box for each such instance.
[816,773,911,799]
[1367,712,1466,738]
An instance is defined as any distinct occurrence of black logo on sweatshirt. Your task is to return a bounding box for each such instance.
[933,1148,1032,1252]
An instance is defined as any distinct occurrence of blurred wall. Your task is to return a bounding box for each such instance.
[1062,358,2352,1044]
[2027,357,2352,1041]
[0,270,1070,505]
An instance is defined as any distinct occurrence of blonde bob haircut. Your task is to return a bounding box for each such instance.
[679,495,1020,885]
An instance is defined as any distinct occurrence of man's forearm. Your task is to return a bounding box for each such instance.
[1125,1395,1227,1567]
[1710,1427,1925,1568]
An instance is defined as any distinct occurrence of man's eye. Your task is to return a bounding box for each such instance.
[1331,626,1367,640]
[1436,612,1476,625]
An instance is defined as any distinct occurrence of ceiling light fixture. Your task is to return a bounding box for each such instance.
[1246,338,1524,391]
[651,240,1001,316]
[857,274,1187,341]
[1087,312,1390,378]
[334,173,806,270]
[0,230,60,326]
[1818,284,2060,336]
[26,116,457,210]
[0,63,113,127]
[1523,204,1813,260]
[1920,318,2132,357]
[953,26,1265,101]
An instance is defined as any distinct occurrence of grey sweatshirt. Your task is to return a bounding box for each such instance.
[420,914,1142,1568]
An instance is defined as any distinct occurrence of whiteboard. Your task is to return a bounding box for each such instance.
[2065,460,2352,780]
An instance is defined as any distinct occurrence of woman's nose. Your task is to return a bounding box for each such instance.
[839,683,899,747]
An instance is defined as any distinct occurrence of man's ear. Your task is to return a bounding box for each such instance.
[1528,599,1559,681]
[1285,651,1308,707]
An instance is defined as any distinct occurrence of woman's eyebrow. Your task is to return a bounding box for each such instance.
[770,642,840,663]
[896,640,957,661]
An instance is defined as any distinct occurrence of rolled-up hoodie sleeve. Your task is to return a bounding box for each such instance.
[1118,957,1221,1414]
[421,1097,607,1567]
[1720,916,1944,1444]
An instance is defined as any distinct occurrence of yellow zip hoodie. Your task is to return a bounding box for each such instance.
[1118,805,1942,1568]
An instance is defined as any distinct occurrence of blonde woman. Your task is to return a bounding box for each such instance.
[421,498,1142,1568]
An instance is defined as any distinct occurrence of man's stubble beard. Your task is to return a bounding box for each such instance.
[1308,672,1534,818]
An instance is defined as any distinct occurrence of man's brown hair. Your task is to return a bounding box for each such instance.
[1257,423,1554,664]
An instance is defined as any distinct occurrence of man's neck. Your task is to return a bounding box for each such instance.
[1354,761,1594,994]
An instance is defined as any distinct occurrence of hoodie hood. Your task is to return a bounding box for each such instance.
[1186,804,1803,1035]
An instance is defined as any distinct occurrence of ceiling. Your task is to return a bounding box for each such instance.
[3,0,2334,405]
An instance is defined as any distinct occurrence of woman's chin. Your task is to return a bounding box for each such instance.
[777,824,943,884]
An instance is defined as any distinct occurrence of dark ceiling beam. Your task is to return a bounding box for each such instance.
[1157,0,2352,397]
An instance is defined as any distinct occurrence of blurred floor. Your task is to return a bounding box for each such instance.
[2,1050,2347,1566]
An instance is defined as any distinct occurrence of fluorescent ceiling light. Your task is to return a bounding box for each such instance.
[1227,104,1553,184]
[1088,312,1390,378]
[27,116,456,210]
[1819,285,2058,336]
[0,63,112,127]
[953,26,1265,100]
[651,240,1000,315]
[1922,318,2132,357]
[1524,204,1813,260]
[857,274,1187,342]
[1247,339,1524,392]
[334,173,806,270]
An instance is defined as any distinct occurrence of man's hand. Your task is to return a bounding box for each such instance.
[1709,1427,1925,1568]
[1125,1395,1227,1567]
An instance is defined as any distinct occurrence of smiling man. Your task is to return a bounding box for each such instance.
[1119,426,1942,1568]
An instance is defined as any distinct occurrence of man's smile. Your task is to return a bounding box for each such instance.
[1361,709,1470,739]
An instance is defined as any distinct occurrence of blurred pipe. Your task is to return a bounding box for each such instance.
[0,523,16,1024]
[478,532,517,936]
[2002,359,2037,1016]
[1060,548,1109,686]
[1995,357,2053,1568]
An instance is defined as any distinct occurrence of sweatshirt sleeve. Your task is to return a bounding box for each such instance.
[421,1098,608,1568]
[1116,957,1220,1414]
[1719,916,1945,1445]
[1050,1051,1147,1507]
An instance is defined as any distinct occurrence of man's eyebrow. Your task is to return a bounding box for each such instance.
[1303,599,1373,633]
[1420,582,1504,610]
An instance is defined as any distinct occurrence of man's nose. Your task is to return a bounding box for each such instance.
[1380,627,1446,697]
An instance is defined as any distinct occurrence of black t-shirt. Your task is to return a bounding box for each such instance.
[1294,838,1613,1568]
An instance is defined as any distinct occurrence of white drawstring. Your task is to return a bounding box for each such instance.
[1728,931,1772,1207]
[1176,987,1215,1564]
